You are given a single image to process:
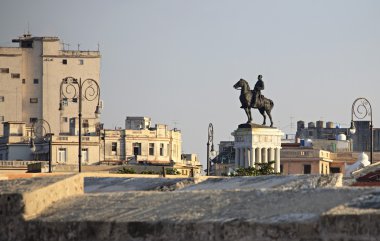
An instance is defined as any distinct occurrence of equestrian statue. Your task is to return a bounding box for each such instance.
[233,75,274,127]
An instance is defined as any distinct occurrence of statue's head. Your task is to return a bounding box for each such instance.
[258,75,263,80]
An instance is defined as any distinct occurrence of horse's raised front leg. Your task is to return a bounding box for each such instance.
[259,108,266,126]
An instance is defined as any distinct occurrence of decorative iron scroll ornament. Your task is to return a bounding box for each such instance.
[59,77,100,106]
[352,98,372,120]
[31,119,51,142]
[30,119,53,173]
[350,97,373,164]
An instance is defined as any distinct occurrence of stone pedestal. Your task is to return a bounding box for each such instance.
[232,123,284,173]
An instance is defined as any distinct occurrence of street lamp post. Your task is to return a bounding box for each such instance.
[30,119,53,173]
[349,97,374,164]
[59,77,101,172]
[207,123,215,176]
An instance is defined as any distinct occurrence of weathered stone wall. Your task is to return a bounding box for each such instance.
[1,174,380,241]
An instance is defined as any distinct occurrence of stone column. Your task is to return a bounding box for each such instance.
[262,148,268,163]
[250,147,255,167]
[245,148,250,168]
[239,148,244,168]
[270,148,275,168]
[275,148,281,173]
[256,148,262,165]
[235,148,239,169]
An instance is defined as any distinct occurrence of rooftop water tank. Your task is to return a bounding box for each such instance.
[305,139,313,147]
[326,122,334,129]
[297,120,305,130]
[316,120,324,129]
[337,134,347,141]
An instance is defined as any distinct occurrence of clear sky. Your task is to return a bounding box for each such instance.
[1,0,380,166]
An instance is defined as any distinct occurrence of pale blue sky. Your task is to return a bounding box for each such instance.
[1,0,380,165]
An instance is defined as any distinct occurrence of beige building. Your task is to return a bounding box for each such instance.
[280,144,332,175]
[102,117,182,164]
[100,117,202,176]
[0,34,101,136]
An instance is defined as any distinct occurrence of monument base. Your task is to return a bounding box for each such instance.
[238,123,275,129]
[232,123,284,173]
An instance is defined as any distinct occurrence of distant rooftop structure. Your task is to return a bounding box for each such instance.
[296,119,380,153]
[125,117,152,130]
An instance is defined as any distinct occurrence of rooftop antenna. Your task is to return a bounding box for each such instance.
[77,43,80,51]
[172,120,179,129]
[97,43,100,52]
[290,116,294,133]
[27,22,30,35]
[61,42,65,50]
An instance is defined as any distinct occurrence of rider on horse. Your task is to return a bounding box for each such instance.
[253,75,264,108]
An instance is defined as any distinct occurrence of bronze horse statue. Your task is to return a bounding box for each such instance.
[233,78,274,127]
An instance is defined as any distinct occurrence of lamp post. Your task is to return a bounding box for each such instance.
[207,123,215,176]
[59,77,101,172]
[349,97,373,164]
[30,119,53,173]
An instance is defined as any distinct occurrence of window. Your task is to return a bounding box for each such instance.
[79,59,84,65]
[62,99,68,106]
[160,143,164,156]
[82,148,89,163]
[303,164,311,174]
[61,117,68,122]
[11,73,20,78]
[133,143,141,155]
[33,79,39,84]
[22,79,25,84]
[149,143,154,156]
[111,142,117,152]
[30,98,38,103]
[62,59,67,65]
[82,119,89,128]
[330,167,341,174]
[308,131,313,137]
[21,41,33,48]
[0,154,3,160]
[0,96,4,102]
[0,116,4,122]
[0,68,9,73]
[280,164,283,174]
[58,148,67,163]
[30,117,37,123]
